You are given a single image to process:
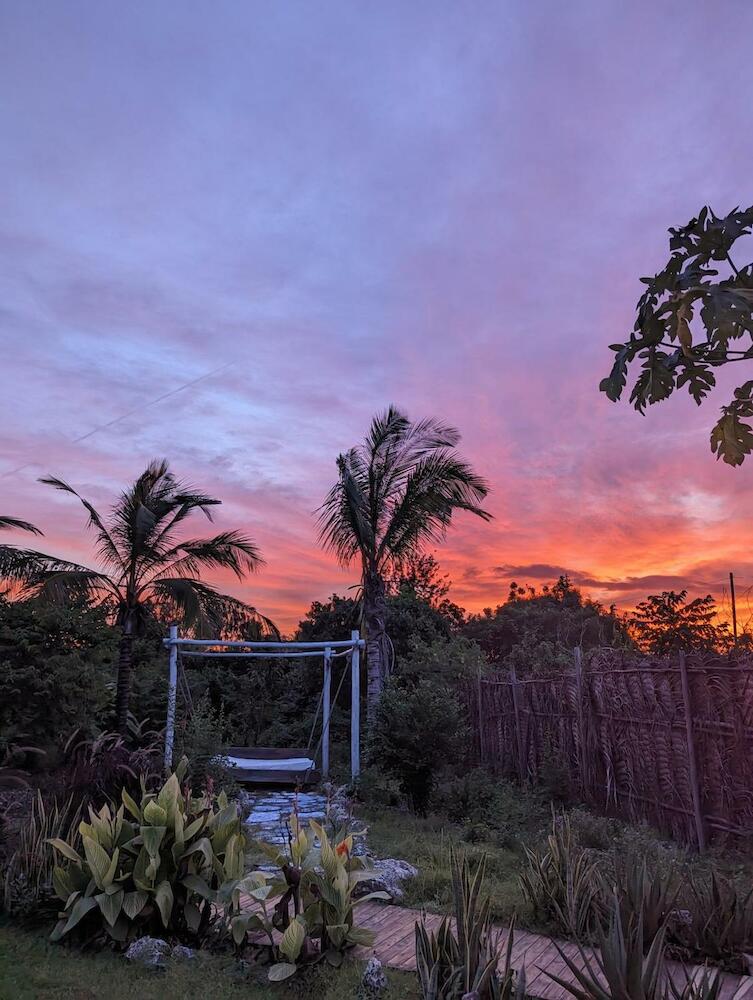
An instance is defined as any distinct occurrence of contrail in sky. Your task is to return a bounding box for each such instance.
[1,360,232,479]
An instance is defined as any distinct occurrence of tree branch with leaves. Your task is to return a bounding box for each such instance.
[601,205,753,465]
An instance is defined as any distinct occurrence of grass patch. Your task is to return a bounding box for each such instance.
[363,807,530,924]
[0,924,420,1000]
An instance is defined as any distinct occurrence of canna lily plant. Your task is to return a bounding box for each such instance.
[47,758,250,944]
[225,812,389,981]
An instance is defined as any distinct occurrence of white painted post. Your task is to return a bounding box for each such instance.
[350,630,361,780]
[322,646,332,779]
[164,625,178,772]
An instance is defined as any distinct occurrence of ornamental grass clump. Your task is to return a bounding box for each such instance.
[47,756,249,945]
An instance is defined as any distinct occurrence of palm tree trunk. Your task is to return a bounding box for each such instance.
[363,570,389,724]
[115,618,134,734]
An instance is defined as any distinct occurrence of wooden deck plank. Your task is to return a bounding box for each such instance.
[225,892,753,999]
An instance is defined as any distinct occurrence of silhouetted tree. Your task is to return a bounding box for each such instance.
[629,590,730,655]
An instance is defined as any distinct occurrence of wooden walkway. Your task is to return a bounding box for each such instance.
[350,901,753,1000]
[238,893,753,999]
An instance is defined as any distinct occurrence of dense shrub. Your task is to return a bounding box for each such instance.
[434,771,549,848]
[172,694,237,794]
[397,634,488,687]
[0,599,115,755]
[369,679,467,813]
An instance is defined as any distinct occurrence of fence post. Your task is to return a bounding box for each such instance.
[574,646,590,799]
[322,646,332,779]
[510,666,527,784]
[164,625,178,772]
[350,631,361,781]
[678,651,707,851]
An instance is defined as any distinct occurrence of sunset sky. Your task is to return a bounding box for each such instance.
[2,2,753,634]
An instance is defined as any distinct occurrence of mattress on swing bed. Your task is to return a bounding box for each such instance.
[223,747,320,785]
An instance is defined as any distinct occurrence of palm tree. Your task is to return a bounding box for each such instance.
[318,406,492,721]
[10,459,273,732]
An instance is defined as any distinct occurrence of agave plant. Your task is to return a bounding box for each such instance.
[601,856,681,950]
[547,897,667,1000]
[676,871,753,971]
[47,758,249,944]
[519,812,601,941]
[667,967,724,1000]
[226,811,389,981]
[415,848,525,1000]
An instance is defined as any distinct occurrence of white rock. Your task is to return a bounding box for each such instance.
[125,936,171,968]
[354,859,418,900]
[362,955,388,992]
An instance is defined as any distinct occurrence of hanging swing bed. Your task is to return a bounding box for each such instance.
[162,628,363,787]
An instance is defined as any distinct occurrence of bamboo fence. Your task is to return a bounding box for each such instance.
[469,648,753,849]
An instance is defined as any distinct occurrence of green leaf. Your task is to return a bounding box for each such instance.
[141,825,166,858]
[711,410,753,466]
[326,922,348,948]
[231,914,248,946]
[182,874,216,902]
[122,890,148,921]
[82,836,111,891]
[121,788,141,822]
[157,774,181,825]
[62,894,98,936]
[47,838,82,864]
[52,866,75,902]
[268,963,298,982]
[154,880,174,929]
[95,889,124,928]
[279,917,306,962]
[183,815,205,841]
[346,925,376,946]
[142,800,167,826]
[352,890,391,906]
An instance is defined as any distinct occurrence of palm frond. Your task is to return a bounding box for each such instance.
[318,407,492,575]
[318,452,374,567]
[22,567,118,605]
[143,531,264,587]
[149,578,278,639]
[109,459,222,561]
[0,515,43,536]
[0,546,77,586]
[39,475,122,570]
[379,452,491,566]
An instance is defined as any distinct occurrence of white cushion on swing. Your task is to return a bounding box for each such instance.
[224,755,316,771]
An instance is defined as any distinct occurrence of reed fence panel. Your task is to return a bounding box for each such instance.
[469,649,753,848]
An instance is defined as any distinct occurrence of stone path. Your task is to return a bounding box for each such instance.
[240,789,328,845]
